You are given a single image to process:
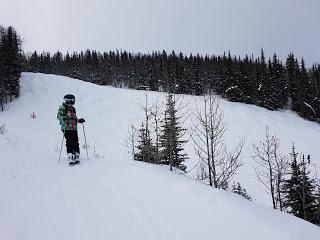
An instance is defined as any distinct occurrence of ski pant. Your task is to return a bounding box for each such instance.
[63,130,80,154]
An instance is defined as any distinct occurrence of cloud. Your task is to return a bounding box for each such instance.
[1,0,319,65]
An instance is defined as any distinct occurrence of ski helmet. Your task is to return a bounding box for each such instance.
[64,94,75,105]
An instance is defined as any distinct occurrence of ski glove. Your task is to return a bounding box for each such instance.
[78,118,85,123]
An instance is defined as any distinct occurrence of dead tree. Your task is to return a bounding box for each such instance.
[252,126,288,210]
[192,93,243,188]
[126,124,137,159]
[150,97,163,163]
[274,139,289,211]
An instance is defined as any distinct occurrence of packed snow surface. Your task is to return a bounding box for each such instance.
[0,73,319,240]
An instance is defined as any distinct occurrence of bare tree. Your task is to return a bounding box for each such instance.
[252,126,288,210]
[192,93,243,188]
[150,97,163,163]
[126,124,137,159]
[274,140,289,211]
[196,159,208,181]
[311,163,320,223]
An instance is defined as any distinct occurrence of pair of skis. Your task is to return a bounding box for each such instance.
[69,160,80,166]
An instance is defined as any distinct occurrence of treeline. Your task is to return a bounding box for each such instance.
[24,49,320,122]
[0,25,23,111]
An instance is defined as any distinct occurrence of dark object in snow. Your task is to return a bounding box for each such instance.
[136,85,150,91]
[78,118,85,123]
[69,160,80,166]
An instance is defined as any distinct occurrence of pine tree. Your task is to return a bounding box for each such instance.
[310,65,320,120]
[134,123,156,163]
[314,183,320,224]
[286,53,297,107]
[297,59,318,119]
[0,25,22,111]
[159,94,187,171]
[283,145,318,223]
[232,182,252,201]
[286,55,301,112]
[267,54,287,110]
[257,49,268,108]
[134,92,157,163]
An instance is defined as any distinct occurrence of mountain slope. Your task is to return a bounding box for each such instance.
[0,73,319,240]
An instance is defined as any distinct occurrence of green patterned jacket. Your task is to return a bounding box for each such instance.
[57,104,78,131]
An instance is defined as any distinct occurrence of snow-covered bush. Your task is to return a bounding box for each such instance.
[231,182,252,201]
[0,123,6,134]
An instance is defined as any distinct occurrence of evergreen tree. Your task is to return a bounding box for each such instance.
[283,145,318,223]
[297,59,317,119]
[0,25,22,111]
[134,92,157,163]
[314,183,320,224]
[159,94,187,171]
[310,64,320,120]
[134,122,156,163]
[286,53,297,107]
[286,56,302,112]
[267,54,287,109]
[232,182,252,201]
[257,49,268,108]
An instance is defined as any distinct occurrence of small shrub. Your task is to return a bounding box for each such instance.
[0,123,6,134]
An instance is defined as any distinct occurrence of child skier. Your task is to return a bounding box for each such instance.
[57,94,85,162]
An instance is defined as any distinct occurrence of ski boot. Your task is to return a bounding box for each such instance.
[67,153,74,161]
[69,152,80,166]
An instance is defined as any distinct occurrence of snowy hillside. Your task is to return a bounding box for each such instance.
[0,73,319,240]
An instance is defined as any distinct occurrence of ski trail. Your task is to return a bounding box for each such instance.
[1,73,320,240]
[102,176,176,240]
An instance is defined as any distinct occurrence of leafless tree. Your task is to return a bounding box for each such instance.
[274,141,289,211]
[192,93,243,188]
[196,159,208,181]
[252,126,288,210]
[150,97,163,163]
[125,124,137,159]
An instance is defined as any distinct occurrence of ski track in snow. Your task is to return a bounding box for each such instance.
[0,73,319,240]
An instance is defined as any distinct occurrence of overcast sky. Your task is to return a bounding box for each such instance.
[1,0,319,65]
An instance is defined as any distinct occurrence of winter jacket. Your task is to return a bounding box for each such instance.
[57,103,78,131]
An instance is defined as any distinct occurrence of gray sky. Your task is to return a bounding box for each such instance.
[1,0,319,65]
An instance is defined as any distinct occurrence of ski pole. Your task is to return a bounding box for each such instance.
[82,123,89,160]
[58,130,65,163]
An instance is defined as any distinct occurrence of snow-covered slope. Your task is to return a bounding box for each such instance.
[0,73,319,240]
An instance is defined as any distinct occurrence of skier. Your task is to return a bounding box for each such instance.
[57,94,85,163]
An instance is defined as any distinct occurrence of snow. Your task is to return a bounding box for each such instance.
[0,73,319,240]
